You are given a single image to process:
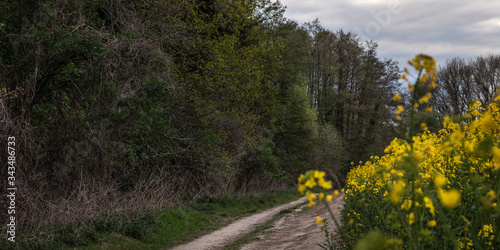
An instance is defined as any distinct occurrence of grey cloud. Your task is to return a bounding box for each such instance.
[280,0,500,67]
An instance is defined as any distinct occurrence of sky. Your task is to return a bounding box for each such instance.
[279,0,500,69]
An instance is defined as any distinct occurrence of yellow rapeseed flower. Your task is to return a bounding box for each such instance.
[413,151,424,162]
[315,216,324,225]
[427,220,437,227]
[393,93,402,101]
[420,122,428,131]
[425,107,432,112]
[471,109,481,117]
[424,196,435,216]
[408,212,415,224]
[326,195,333,202]
[420,74,428,83]
[478,224,494,240]
[333,189,339,197]
[450,129,465,143]
[314,170,325,179]
[412,57,421,71]
[468,120,479,132]
[397,105,404,114]
[318,193,324,201]
[418,93,432,104]
[318,179,332,189]
[298,174,305,183]
[480,111,498,132]
[434,174,446,188]
[438,188,461,209]
[308,200,316,207]
[487,190,496,199]
[401,199,412,210]
[483,189,497,209]
[306,191,316,202]
[305,178,316,188]
[408,83,414,92]
[492,147,500,169]
[390,180,405,204]
[464,140,475,153]
[298,184,306,194]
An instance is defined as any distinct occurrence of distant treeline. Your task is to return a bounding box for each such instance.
[434,54,500,117]
[0,0,498,230]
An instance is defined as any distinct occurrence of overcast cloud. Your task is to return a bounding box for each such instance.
[280,0,500,68]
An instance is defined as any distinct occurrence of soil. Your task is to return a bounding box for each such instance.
[169,193,344,250]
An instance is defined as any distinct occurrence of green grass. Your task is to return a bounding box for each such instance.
[1,189,301,249]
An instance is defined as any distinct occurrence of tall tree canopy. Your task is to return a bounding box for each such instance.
[303,20,400,162]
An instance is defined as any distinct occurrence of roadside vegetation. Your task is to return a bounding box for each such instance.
[0,0,394,244]
[301,55,499,249]
[0,189,300,249]
[340,55,499,249]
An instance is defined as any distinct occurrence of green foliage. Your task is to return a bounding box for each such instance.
[0,0,397,245]
[354,230,402,250]
[243,136,284,182]
[303,21,401,165]
[410,110,442,134]
[269,20,322,176]
[111,79,177,181]
[275,83,318,175]
[312,124,349,177]
[124,0,289,187]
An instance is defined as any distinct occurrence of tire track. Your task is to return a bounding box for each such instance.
[169,196,309,250]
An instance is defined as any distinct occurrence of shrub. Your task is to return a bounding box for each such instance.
[312,123,349,183]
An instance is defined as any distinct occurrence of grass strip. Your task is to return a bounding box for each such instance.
[223,203,306,250]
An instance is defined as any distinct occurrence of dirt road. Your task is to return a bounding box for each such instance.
[170,193,344,250]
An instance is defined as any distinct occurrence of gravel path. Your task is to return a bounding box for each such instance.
[240,193,344,250]
[169,193,344,250]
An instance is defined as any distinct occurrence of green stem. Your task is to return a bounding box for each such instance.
[323,199,342,232]
[401,211,417,250]
[409,68,423,148]
[408,68,423,250]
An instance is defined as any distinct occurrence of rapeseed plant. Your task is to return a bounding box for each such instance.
[301,54,500,249]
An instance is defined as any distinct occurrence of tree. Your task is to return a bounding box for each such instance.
[433,54,500,118]
[269,19,318,177]
[303,20,400,163]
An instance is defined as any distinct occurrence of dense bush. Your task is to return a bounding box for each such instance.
[311,123,349,184]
